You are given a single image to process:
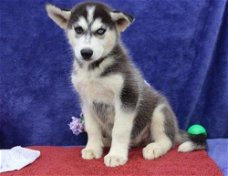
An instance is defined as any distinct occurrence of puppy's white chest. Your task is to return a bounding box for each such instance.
[71,69,123,103]
[77,79,113,103]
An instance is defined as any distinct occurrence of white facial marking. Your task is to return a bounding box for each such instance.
[91,18,103,31]
[77,16,88,30]
[87,6,95,24]
[85,33,90,43]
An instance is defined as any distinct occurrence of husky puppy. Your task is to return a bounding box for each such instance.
[46,2,206,167]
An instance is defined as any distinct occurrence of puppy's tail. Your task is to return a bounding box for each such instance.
[176,129,206,152]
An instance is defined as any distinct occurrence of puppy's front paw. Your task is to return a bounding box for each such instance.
[104,153,127,167]
[81,148,102,160]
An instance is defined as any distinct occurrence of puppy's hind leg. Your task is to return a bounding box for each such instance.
[143,104,176,160]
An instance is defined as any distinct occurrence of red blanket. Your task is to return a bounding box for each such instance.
[2,146,222,175]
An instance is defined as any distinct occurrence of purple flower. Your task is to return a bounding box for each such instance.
[68,116,85,135]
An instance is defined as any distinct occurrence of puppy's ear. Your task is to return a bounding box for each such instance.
[45,4,71,29]
[110,11,135,32]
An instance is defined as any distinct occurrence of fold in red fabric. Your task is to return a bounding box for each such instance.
[2,146,222,175]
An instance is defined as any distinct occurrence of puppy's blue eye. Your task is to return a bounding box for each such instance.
[96,28,106,35]
[75,27,84,35]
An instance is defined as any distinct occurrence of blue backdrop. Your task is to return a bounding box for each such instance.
[0,0,228,148]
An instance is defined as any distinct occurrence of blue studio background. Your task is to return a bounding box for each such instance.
[0,0,228,148]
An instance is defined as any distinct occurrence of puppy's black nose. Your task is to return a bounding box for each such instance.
[80,49,93,60]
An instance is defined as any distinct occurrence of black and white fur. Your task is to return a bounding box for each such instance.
[46,2,206,167]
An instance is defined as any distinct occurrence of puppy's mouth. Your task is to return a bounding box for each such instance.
[82,57,93,61]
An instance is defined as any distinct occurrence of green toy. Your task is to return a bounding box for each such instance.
[187,124,207,136]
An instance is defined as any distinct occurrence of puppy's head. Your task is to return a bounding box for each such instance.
[46,2,134,62]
